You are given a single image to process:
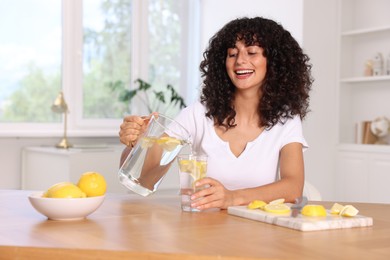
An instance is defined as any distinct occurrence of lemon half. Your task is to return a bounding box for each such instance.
[301,205,327,217]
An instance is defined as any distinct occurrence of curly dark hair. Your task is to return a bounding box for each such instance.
[200,17,313,129]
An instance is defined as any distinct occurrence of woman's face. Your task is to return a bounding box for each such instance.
[225,40,267,92]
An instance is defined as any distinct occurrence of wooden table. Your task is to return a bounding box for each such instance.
[1,190,390,259]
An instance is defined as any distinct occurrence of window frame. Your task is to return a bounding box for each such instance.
[0,0,200,137]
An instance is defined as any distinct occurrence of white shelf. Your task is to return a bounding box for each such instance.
[338,0,390,148]
[340,75,390,83]
[336,0,390,204]
[341,25,390,37]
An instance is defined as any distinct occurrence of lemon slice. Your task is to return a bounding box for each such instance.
[301,205,327,217]
[157,136,182,151]
[264,203,291,214]
[247,200,267,210]
[189,162,207,184]
[178,159,194,173]
[140,137,157,148]
[330,203,344,214]
[195,161,207,178]
[340,205,359,217]
[268,198,285,205]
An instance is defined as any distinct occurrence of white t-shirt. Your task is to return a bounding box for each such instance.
[173,101,308,190]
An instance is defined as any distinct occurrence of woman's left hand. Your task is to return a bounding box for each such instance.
[190,177,234,210]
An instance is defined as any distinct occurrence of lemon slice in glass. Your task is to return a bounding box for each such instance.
[189,162,207,183]
[195,161,207,178]
[179,159,194,173]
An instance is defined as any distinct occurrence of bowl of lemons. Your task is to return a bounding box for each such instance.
[28,172,107,221]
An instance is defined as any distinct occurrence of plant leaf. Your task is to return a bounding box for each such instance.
[154,91,166,103]
[135,78,151,91]
[119,89,137,102]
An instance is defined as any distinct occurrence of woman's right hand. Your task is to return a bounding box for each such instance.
[119,115,150,147]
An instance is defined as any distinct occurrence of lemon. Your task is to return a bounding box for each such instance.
[188,161,207,182]
[301,205,327,217]
[264,203,291,214]
[178,158,207,189]
[330,203,359,217]
[43,182,86,198]
[157,136,182,151]
[178,159,195,173]
[77,172,107,197]
[269,198,285,205]
[192,161,207,179]
[340,205,359,217]
[330,203,345,214]
[247,200,267,210]
[140,137,157,148]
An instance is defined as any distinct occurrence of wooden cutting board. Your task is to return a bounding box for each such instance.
[227,206,373,232]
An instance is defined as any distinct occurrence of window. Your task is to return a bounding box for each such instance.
[82,0,132,120]
[0,0,62,123]
[0,0,200,136]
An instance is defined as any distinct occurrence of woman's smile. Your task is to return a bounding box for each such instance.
[235,69,254,79]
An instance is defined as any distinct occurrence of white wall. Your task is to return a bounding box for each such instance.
[200,0,303,51]
[302,0,338,200]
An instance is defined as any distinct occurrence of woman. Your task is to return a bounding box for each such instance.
[119,17,313,210]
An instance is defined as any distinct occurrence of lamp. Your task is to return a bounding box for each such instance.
[51,91,72,149]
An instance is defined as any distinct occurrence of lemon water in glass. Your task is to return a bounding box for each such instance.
[178,154,207,212]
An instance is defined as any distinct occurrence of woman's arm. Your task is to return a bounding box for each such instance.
[120,146,132,167]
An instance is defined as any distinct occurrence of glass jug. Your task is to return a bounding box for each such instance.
[118,114,191,196]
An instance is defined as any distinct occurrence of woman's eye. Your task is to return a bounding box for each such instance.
[227,48,237,58]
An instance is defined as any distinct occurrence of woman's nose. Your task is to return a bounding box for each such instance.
[236,53,247,64]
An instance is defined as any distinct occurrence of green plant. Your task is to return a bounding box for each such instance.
[109,78,186,115]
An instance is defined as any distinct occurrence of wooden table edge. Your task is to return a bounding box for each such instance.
[0,245,271,260]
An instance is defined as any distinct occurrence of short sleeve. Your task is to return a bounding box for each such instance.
[280,116,309,151]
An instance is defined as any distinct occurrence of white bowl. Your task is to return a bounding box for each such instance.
[28,192,105,221]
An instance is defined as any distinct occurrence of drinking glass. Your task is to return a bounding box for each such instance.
[178,154,207,212]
